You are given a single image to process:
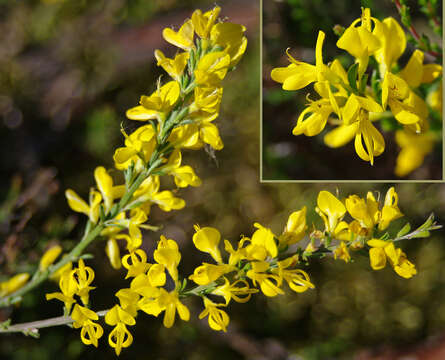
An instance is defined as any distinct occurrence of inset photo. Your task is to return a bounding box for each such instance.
[262,0,443,180]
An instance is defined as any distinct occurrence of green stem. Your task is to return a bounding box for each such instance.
[0,310,108,334]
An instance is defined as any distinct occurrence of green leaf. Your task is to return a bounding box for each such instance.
[347,63,359,92]
[397,223,411,238]
[380,232,390,240]
[412,230,430,239]
[359,74,368,94]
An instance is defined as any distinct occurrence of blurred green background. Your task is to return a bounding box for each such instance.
[1,0,445,359]
[262,0,442,180]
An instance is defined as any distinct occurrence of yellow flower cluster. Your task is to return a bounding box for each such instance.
[46,259,103,347]
[271,8,442,176]
[43,184,440,355]
[40,5,247,355]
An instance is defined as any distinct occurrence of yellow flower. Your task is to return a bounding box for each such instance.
[273,256,315,293]
[279,207,307,245]
[46,269,77,311]
[333,241,351,263]
[126,81,180,123]
[188,263,232,286]
[210,22,248,67]
[154,50,189,81]
[159,149,202,188]
[122,249,150,279]
[162,19,195,51]
[192,6,220,39]
[212,277,257,305]
[345,193,379,229]
[292,98,334,137]
[39,245,62,271]
[199,297,230,332]
[395,130,435,177]
[71,259,96,306]
[105,238,121,270]
[192,225,223,263]
[115,288,140,317]
[65,189,102,224]
[153,236,181,283]
[190,86,223,114]
[316,190,346,233]
[373,17,406,75]
[105,305,136,356]
[271,31,327,90]
[71,304,103,348]
[194,51,231,87]
[250,223,278,258]
[113,125,157,170]
[157,289,190,328]
[94,166,125,213]
[367,239,416,278]
[246,261,284,297]
[336,8,381,75]
[324,111,385,165]
[133,175,186,212]
[0,273,30,297]
[379,187,403,231]
[224,236,249,266]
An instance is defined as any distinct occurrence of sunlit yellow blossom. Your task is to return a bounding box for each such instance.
[122,249,150,279]
[190,86,223,114]
[199,297,230,332]
[271,31,327,90]
[115,288,140,317]
[154,50,189,81]
[373,16,406,75]
[279,207,307,245]
[94,166,125,213]
[105,238,121,270]
[126,81,180,123]
[113,125,157,171]
[379,187,403,231]
[273,256,315,293]
[250,223,277,258]
[224,236,249,266]
[71,259,95,305]
[345,193,379,229]
[210,22,248,67]
[212,277,258,305]
[194,51,231,87]
[133,175,186,212]
[246,261,283,297]
[316,190,346,233]
[105,305,136,356]
[46,270,77,311]
[65,189,102,224]
[292,98,334,137]
[193,225,223,263]
[367,238,416,278]
[153,236,181,283]
[395,130,435,177]
[192,6,220,39]
[157,289,190,328]
[337,8,381,75]
[162,19,195,51]
[159,150,202,188]
[189,263,232,285]
[39,245,62,271]
[71,304,103,348]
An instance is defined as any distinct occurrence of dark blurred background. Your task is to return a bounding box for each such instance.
[1,0,445,359]
[262,0,442,180]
